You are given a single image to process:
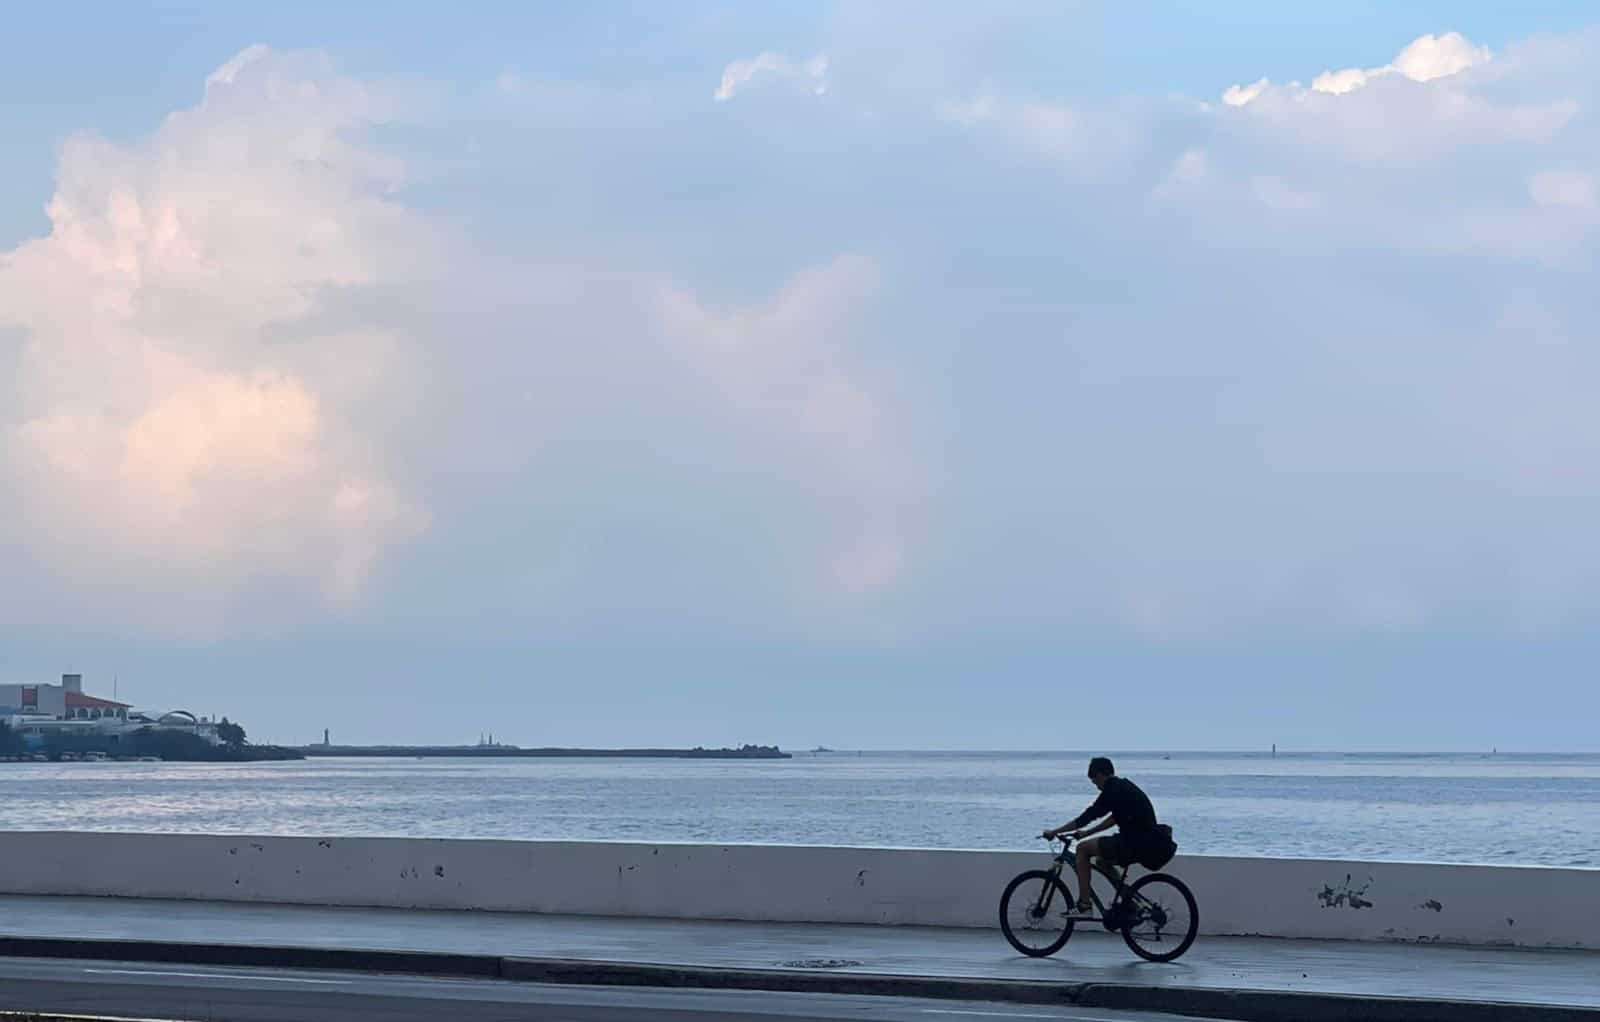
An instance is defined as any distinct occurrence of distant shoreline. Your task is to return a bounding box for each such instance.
[299,745,791,760]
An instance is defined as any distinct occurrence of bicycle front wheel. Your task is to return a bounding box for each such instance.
[998,869,1075,957]
[1120,872,1198,962]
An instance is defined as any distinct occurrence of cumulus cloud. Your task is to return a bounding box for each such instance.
[1124,33,1588,263]
[1379,31,1491,82]
[1222,78,1269,107]
[713,52,829,102]
[205,43,270,89]
[1206,35,1578,170]
[1312,32,1491,95]
[657,254,922,604]
[895,24,1600,641]
[10,20,1600,659]
[0,46,428,634]
[1224,31,1492,105]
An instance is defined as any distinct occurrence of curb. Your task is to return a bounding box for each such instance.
[0,937,499,979]
[498,959,1600,1022]
[3,1014,206,1022]
[3,937,1598,1022]
[500,957,1081,1004]
[1076,984,1600,1022]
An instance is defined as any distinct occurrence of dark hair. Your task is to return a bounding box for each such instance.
[1087,756,1115,778]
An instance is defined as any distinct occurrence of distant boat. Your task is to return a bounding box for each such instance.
[812,746,834,753]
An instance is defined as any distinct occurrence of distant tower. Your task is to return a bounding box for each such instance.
[324,728,331,746]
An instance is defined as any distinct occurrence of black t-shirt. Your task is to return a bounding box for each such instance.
[1070,776,1158,840]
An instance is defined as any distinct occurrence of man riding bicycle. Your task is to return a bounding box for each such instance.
[1042,756,1173,916]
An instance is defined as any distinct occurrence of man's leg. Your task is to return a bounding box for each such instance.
[1075,837,1100,910]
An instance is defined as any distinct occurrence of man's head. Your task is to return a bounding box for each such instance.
[1087,756,1115,789]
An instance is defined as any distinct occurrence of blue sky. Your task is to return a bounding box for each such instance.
[3,3,1599,750]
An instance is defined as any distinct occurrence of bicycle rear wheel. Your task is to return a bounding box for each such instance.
[998,869,1075,957]
[1119,872,1198,962]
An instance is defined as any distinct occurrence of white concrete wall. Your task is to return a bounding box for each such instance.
[0,832,1590,949]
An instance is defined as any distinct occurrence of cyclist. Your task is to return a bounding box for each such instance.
[1042,756,1169,916]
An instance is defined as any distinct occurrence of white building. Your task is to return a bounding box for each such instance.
[0,674,131,722]
[1,674,223,751]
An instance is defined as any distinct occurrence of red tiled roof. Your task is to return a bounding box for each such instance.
[66,691,131,709]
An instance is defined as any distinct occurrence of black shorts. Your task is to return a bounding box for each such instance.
[1097,833,1140,867]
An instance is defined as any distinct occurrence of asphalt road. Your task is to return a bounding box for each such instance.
[0,957,1212,1022]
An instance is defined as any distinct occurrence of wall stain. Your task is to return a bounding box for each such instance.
[1420,899,1443,912]
[1316,874,1373,909]
[317,840,333,849]
[434,865,445,878]
[856,869,869,887]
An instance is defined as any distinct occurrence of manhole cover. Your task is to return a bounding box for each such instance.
[780,958,863,970]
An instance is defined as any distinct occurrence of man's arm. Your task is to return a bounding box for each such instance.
[1042,793,1109,839]
[1043,813,1109,839]
[1072,817,1115,839]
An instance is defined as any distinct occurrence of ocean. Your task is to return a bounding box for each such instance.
[1,751,1596,867]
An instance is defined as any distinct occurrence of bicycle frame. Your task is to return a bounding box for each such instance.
[1041,839,1135,925]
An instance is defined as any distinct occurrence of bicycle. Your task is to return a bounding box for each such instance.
[998,835,1199,962]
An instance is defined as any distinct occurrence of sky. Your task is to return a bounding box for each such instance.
[3,3,1599,751]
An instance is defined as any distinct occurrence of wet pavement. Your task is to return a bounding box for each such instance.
[3,895,1597,1008]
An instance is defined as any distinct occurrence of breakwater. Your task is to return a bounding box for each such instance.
[299,744,790,760]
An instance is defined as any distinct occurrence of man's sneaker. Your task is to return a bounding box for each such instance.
[1062,901,1098,919]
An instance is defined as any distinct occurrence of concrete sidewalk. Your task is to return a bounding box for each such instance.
[2,895,1598,1019]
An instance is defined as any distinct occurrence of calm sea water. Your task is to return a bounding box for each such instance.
[1,751,1596,867]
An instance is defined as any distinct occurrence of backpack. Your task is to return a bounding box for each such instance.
[1138,824,1177,870]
